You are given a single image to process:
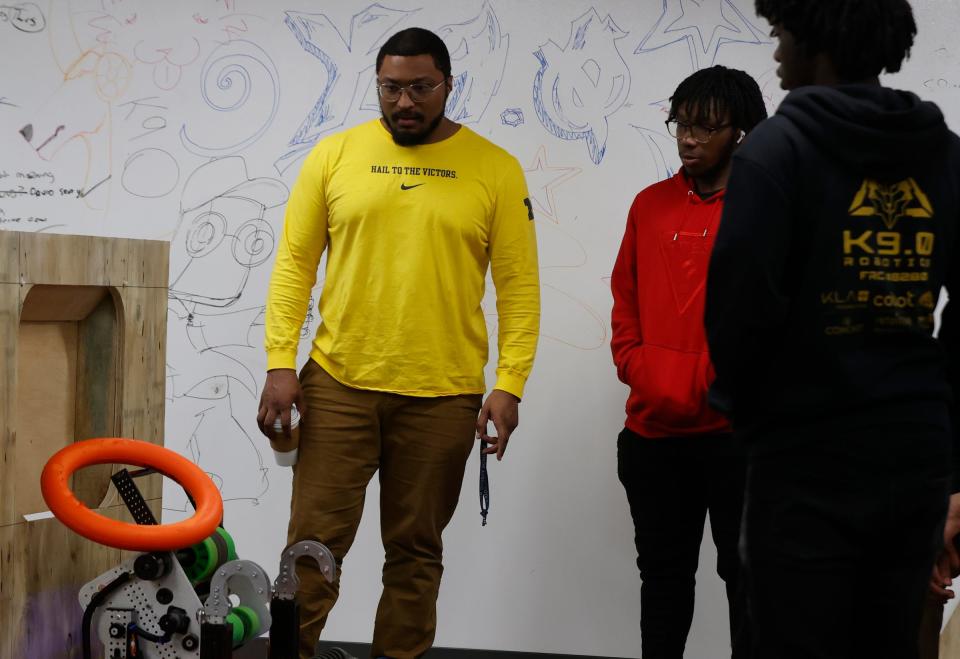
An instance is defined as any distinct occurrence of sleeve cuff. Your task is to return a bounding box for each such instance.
[266,350,298,371]
[494,370,527,400]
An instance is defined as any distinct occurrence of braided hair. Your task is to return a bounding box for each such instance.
[668,65,768,133]
[755,0,916,81]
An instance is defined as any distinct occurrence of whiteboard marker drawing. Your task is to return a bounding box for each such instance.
[437,1,509,125]
[636,0,768,72]
[523,145,581,224]
[180,39,280,157]
[276,4,418,173]
[533,8,631,165]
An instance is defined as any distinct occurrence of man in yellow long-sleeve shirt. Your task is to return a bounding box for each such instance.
[257,27,540,659]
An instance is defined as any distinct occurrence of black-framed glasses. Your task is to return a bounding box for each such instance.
[376,80,445,103]
[665,120,731,143]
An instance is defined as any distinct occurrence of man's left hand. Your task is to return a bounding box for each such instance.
[476,389,520,461]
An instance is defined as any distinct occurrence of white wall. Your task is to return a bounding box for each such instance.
[1,1,957,656]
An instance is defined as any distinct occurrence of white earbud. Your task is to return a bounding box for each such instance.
[736,130,746,144]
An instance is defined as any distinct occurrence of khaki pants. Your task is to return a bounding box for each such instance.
[289,359,482,659]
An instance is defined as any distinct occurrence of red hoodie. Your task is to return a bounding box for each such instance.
[611,170,731,438]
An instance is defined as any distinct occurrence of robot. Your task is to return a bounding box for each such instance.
[42,438,345,659]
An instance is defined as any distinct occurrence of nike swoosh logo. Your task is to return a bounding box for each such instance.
[400,183,424,190]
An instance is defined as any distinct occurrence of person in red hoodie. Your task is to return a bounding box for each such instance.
[610,65,766,658]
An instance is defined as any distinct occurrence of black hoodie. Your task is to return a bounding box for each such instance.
[705,84,960,481]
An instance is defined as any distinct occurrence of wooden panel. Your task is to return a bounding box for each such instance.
[12,320,79,524]
[122,238,170,289]
[12,287,121,518]
[0,481,163,658]
[1,232,169,659]
[20,233,168,288]
[19,285,109,322]
[74,293,120,507]
[0,504,168,659]
[116,285,168,501]
[19,233,109,286]
[0,509,125,659]
[0,230,18,283]
[0,283,19,527]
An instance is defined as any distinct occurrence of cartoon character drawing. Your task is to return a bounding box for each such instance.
[165,156,289,508]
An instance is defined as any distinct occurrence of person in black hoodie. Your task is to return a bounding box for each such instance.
[704,1,960,657]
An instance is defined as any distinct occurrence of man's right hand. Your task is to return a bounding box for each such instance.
[930,492,960,601]
[257,368,306,439]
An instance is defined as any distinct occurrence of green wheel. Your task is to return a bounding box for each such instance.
[181,536,218,583]
[231,605,261,645]
[225,611,246,647]
[180,527,235,584]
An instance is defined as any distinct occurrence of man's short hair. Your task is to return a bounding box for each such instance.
[376,27,451,79]
[755,0,916,81]
[668,65,768,133]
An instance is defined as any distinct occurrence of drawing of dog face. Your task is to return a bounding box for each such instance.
[67,0,257,90]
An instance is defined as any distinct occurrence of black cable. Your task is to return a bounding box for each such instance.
[82,571,132,659]
[128,623,172,645]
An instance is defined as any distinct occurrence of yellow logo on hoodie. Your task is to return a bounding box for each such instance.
[848,178,933,229]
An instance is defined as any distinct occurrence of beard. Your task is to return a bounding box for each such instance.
[382,108,445,146]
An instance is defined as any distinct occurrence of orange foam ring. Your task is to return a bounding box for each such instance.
[41,438,222,551]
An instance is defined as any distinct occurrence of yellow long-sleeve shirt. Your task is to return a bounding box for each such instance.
[265,119,540,398]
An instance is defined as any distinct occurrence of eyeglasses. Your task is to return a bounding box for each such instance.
[665,120,731,143]
[376,80,445,103]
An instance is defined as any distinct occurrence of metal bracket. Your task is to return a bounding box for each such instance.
[203,559,272,629]
[272,540,336,600]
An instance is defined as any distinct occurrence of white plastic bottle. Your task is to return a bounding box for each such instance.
[271,405,300,467]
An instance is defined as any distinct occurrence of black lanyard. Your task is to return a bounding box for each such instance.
[479,440,490,526]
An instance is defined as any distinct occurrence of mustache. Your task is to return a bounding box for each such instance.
[391,111,424,121]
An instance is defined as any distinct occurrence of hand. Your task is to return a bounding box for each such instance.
[930,492,960,601]
[931,554,954,601]
[256,368,306,439]
[476,389,520,461]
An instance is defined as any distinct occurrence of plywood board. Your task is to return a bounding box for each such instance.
[117,285,168,502]
[122,238,170,289]
[0,231,18,284]
[117,286,168,438]
[18,233,166,288]
[12,320,79,524]
[0,283,19,526]
[19,233,110,286]
[1,231,169,659]
[74,293,120,508]
[0,507,129,659]
[19,284,109,322]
